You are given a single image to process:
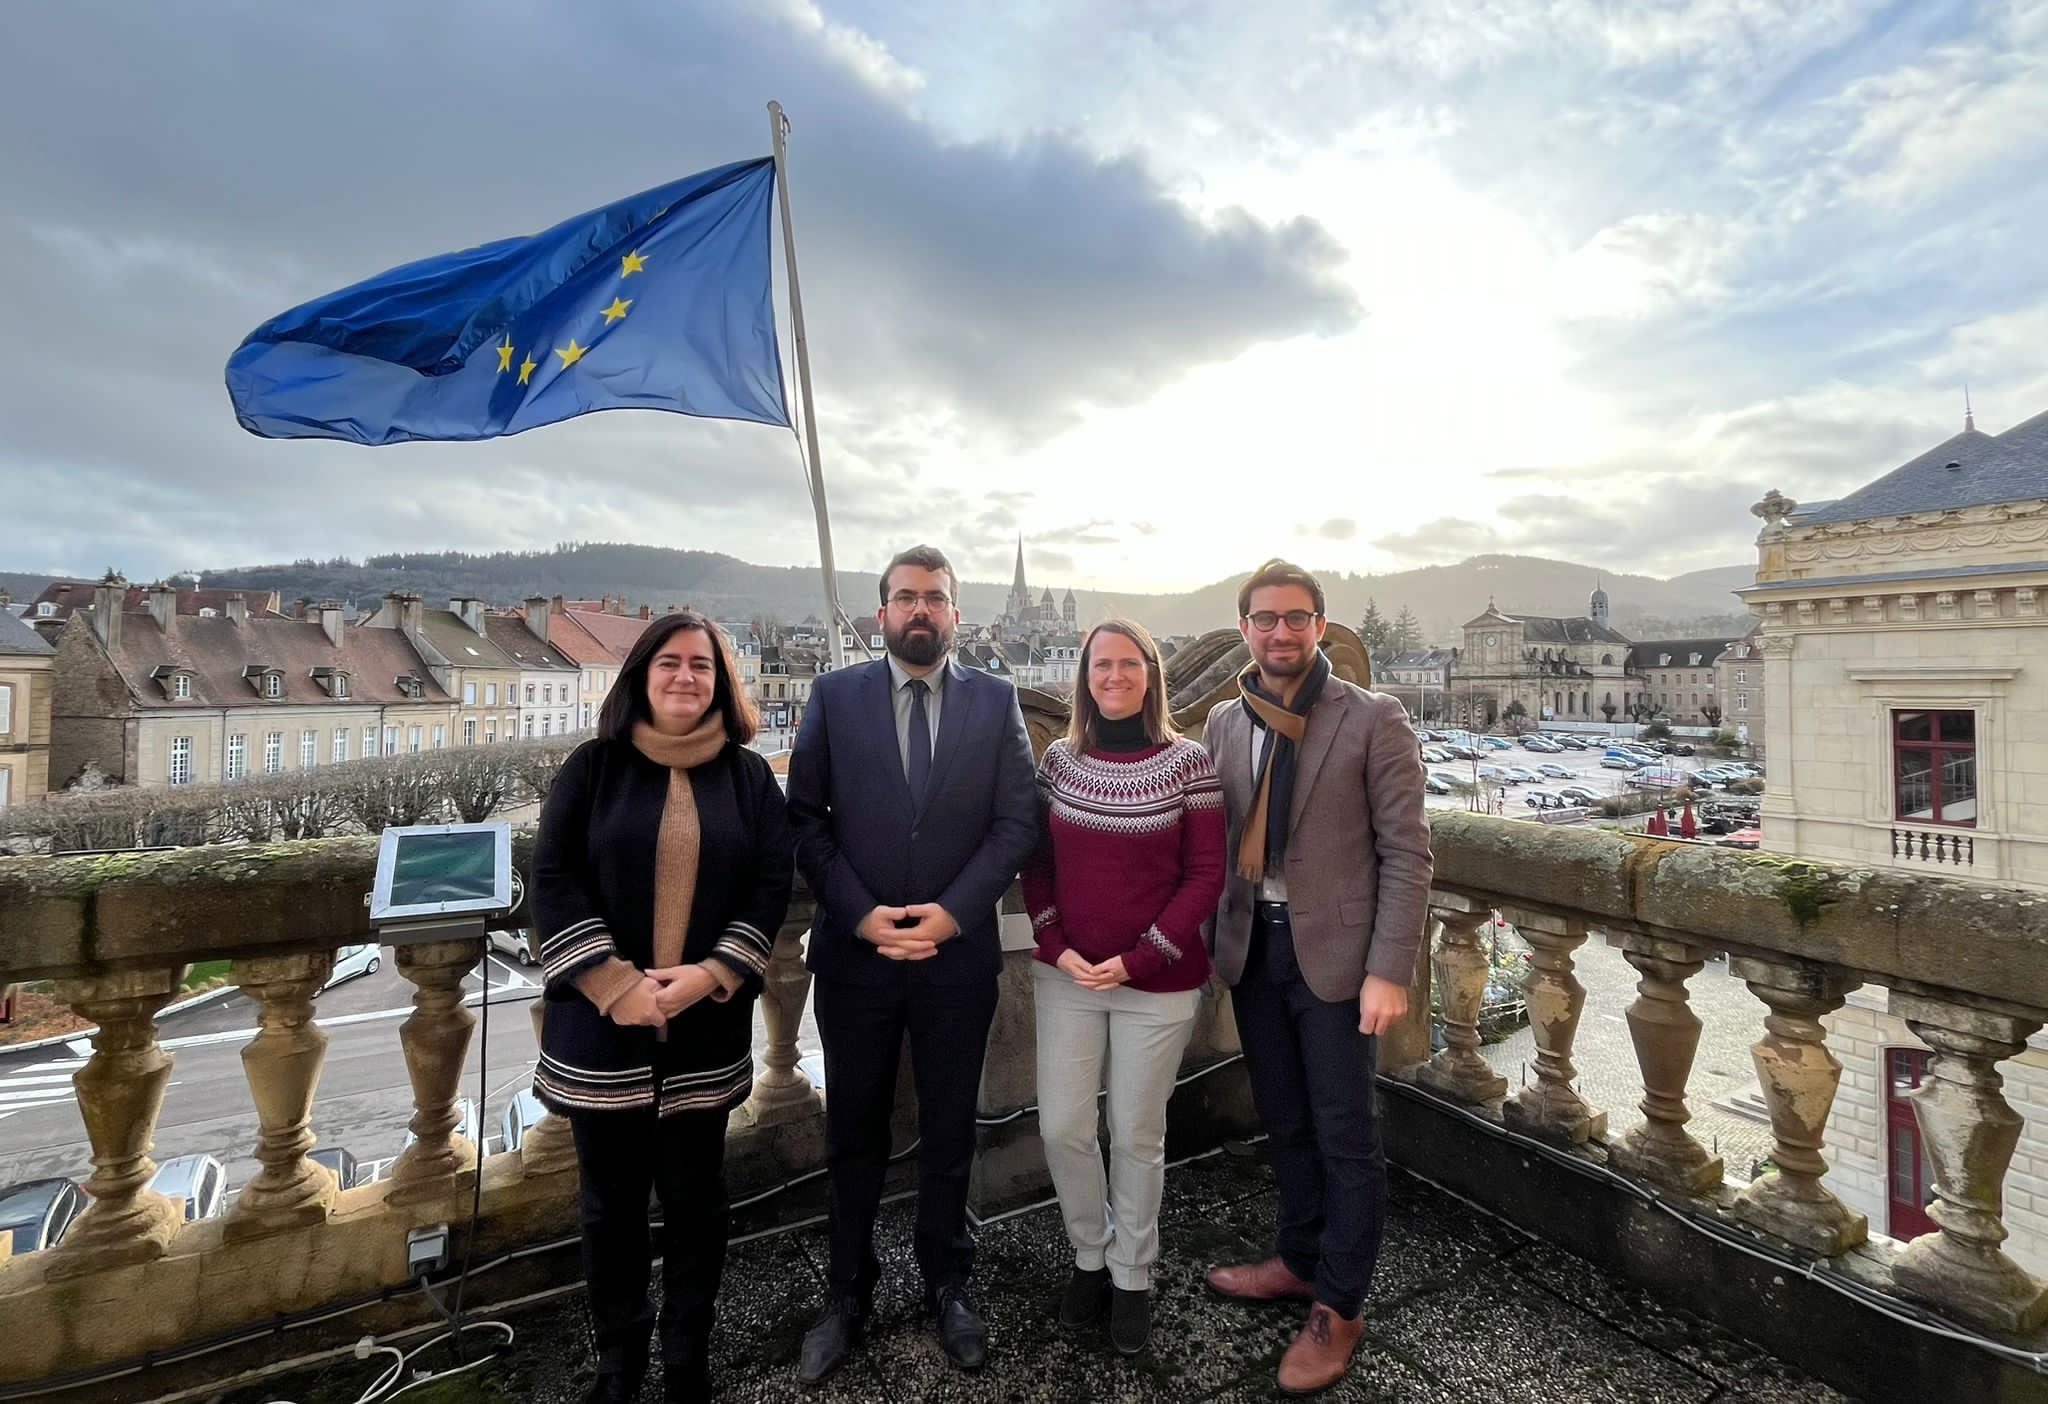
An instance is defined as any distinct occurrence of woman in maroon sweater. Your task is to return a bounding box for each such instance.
[1023,618,1226,1355]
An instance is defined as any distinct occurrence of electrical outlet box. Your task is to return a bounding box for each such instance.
[406,1223,451,1276]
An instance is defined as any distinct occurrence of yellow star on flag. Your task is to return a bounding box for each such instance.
[620,250,647,277]
[517,354,538,385]
[601,297,632,324]
[554,339,588,369]
[495,339,515,373]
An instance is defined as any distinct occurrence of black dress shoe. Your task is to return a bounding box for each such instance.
[1109,1286,1150,1356]
[797,1294,864,1387]
[933,1284,988,1371]
[583,1371,643,1404]
[1058,1266,1112,1329]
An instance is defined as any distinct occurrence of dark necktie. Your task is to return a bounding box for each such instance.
[906,677,932,805]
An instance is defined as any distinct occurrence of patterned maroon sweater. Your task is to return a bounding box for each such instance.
[1022,736,1226,992]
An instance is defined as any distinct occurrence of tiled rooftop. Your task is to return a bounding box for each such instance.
[225,1149,1853,1404]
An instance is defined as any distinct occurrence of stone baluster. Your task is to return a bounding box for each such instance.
[225,952,338,1238]
[1610,934,1723,1194]
[1500,906,1606,1144]
[1416,900,1507,1105]
[386,938,482,1206]
[1888,993,2048,1332]
[45,968,185,1280]
[737,912,822,1128]
[1730,957,1867,1254]
[517,997,577,1177]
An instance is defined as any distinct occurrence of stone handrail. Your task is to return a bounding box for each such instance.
[1416,811,2048,1336]
[3,814,2047,1386]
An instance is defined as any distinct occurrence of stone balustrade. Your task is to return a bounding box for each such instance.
[3,814,2047,1392]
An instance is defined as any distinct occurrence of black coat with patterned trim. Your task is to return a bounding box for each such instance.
[531,735,794,1117]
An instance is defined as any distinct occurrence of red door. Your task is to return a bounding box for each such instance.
[1886,1048,1937,1241]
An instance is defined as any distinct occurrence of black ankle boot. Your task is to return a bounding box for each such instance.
[1058,1266,1112,1328]
[1109,1286,1151,1356]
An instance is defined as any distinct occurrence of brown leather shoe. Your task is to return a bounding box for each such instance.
[1204,1255,1316,1302]
[1277,1303,1363,1395]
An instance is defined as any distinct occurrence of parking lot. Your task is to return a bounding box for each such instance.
[1414,730,1761,823]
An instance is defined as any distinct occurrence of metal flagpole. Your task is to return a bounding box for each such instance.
[768,100,855,671]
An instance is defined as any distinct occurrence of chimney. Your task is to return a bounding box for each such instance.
[450,596,486,634]
[524,595,550,644]
[639,604,652,620]
[148,581,177,635]
[225,593,248,626]
[93,571,125,649]
[317,600,345,649]
[290,599,307,621]
[399,592,424,639]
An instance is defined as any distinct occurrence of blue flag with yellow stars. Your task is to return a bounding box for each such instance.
[227,157,788,444]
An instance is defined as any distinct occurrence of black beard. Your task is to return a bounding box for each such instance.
[887,619,951,667]
[1255,644,1313,678]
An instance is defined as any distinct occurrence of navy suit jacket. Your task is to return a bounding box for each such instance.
[787,657,1040,986]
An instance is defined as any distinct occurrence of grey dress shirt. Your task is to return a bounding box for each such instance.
[887,655,947,781]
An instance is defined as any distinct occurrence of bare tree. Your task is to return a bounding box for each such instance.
[508,737,578,807]
[441,745,520,823]
[267,771,350,840]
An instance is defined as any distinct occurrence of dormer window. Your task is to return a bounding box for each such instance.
[35,602,54,618]
[150,665,197,700]
[309,666,353,700]
[199,608,218,618]
[241,664,285,699]
[394,673,425,700]
[333,674,348,699]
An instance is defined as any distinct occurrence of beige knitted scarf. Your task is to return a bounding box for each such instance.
[632,713,727,972]
[1235,676,1307,883]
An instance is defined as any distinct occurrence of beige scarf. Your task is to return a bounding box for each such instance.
[633,713,727,971]
[1235,681,1307,883]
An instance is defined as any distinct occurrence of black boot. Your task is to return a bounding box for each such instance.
[1109,1287,1151,1357]
[1058,1266,1112,1329]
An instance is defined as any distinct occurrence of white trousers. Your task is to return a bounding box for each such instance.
[1031,962,1201,1290]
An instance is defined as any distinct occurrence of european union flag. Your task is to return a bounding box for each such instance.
[227,158,788,444]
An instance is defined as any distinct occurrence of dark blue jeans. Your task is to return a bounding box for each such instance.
[1232,903,1386,1318]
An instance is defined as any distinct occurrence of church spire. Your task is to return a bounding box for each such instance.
[1012,533,1028,595]
[1965,384,1976,433]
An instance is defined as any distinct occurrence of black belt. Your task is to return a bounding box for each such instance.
[1255,900,1290,917]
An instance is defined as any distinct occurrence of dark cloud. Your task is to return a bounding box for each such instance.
[1313,517,1357,540]
[0,1,1355,579]
[1371,517,1501,561]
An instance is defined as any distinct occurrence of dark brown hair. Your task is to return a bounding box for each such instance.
[1068,618,1176,752]
[1236,558,1326,619]
[879,544,957,603]
[598,610,758,745]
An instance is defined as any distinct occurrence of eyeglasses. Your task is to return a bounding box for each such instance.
[1245,610,1320,632]
[888,590,953,612]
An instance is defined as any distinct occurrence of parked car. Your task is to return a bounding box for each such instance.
[309,1147,366,1190]
[1600,753,1640,769]
[1665,742,1696,756]
[502,1086,550,1154]
[1550,734,1587,750]
[319,943,381,993]
[1536,762,1574,780]
[1423,773,1455,796]
[1523,789,1569,810]
[1520,736,1561,753]
[1477,765,1519,785]
[148,1153,227,1222]
[487,927,538,967]
[1557,785,1602,806]
[1442,744,1480,761]
[1428,770,1464,788]
[1502,766,1540,784]
[0,1178,85,1254]
[1481,736,1513,751]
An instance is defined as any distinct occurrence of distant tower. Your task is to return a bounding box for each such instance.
[1062,587,1076,629]
[1588,578,1610,627]
[1965,384,1976,433]
[1039,587,1055,623]
[1005,535,1032,624]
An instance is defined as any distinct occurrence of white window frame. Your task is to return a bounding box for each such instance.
[264,732,283,775]
[541,714,552,737]
[408,725,422,753]
[0,683,11,736]
[225,733,247,781]
[432,723,446,750]
[263,673,283,700]
[464,718,477,746]
[526,683,536,704]
[523,714,534,738]
[384,725,399,756]
[334,727,349,763]
[542,684,553,705]
[485,683,498,706]
[301,729,317,769]
[168,735,193,786]
[333,674,348,699]
[35,601,54,618]
[464,682,477,705]
[0,765,9,809]
[171,673,191,701]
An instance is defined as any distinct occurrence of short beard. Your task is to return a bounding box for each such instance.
[887,618,952,667]
[1254,643,1314,679]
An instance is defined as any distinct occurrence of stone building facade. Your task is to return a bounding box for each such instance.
[1745,405,2048,1264]
[1716,624,1767,748]
[1453,591,1633,726]
[0,611,54,808]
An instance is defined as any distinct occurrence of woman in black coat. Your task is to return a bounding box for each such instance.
[532,609,793,1404]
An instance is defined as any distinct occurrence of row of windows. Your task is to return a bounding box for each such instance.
[462,679,600,707]
[164,710,598,784]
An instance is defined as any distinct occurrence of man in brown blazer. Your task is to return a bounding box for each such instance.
[1201,559,1432,1395]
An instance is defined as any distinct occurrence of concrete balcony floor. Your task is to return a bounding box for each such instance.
[227,1149,1852,1404]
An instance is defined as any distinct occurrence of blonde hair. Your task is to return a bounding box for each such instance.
[1068,618,1177,752]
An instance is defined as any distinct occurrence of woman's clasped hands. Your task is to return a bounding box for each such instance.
[607,966,724,1029]
[1055,948,1131,992]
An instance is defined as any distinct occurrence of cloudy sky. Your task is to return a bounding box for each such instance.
[3,0,2045,593]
